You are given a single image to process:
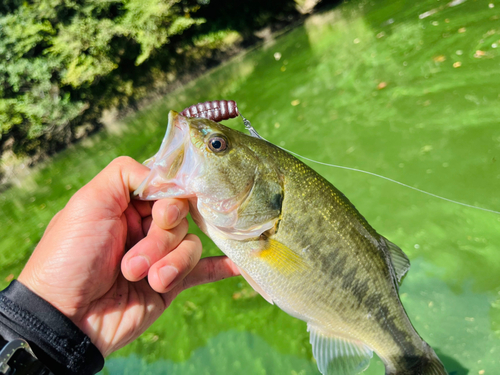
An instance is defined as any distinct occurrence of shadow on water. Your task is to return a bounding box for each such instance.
[102,331,320,375]
[434,348,469,375]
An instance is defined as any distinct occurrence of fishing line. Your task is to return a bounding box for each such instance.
[238,115,499,215]
[280,147,500,215]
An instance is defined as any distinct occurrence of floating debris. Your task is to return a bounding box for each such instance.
[274,52,282,61]
[453,61,462,68]
[419,0,466,19]
[474,50,486,58]
[232,287,258,300]
[377,81,387,89]
[448,0,467,7]
[421,145,433,153]
[419,9,438,19]
[458,27,466,33]
[433,55,446,62]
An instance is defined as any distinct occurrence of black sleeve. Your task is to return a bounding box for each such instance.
[0,280,104,375]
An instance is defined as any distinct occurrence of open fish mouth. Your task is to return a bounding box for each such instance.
[134,111,195,200]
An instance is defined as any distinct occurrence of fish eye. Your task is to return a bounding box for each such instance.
[208,135,228,153]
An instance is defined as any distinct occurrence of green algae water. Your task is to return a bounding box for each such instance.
[1,0,499,373]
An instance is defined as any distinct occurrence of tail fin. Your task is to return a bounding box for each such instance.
[419,352,448,375]
[421,344,448,375]
[388,344,448,375]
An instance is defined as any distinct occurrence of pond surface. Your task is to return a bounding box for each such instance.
[1,0,499,374]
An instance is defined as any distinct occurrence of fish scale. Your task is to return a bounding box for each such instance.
[134,111,448,375]
[267,149,431,371]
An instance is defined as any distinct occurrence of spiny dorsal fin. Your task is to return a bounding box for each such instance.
[307,324,373,375]
[383,237,410,284]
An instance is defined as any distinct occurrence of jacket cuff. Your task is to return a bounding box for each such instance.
[0,280,104,375]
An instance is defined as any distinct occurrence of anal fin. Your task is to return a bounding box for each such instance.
[308,324,373,375]
[237,266,274,305]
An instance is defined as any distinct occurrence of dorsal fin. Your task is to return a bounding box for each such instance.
[383,237,410,284]
[307,324,373,375]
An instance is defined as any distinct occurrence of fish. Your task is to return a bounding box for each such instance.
[134,111,448,375]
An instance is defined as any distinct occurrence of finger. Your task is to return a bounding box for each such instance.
[178,256,240,290]
[131,199,153,218]
[142,216,152,236]
[147,234,202,293]
[121,219,189,281]
[161,256,240,308]
[124,205,144,249]
[72,156,151,217]
[152,199,189,230]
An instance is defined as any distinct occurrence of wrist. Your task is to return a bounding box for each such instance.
[0,281,104,374]
[17,271,86,329]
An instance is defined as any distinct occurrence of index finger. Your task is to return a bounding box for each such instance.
[161,256,241,308]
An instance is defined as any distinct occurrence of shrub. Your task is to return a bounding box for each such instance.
[0,0,299,158]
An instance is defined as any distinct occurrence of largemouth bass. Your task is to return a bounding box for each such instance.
[134,111,448,375]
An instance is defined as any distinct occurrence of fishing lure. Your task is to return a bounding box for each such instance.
[180,100,239,122]
[180,100,263,139]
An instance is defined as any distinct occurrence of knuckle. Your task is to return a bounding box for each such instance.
[105,156,135,175]
[112,155,134,166]
[179,252,194,272]
[186,233,202,248]
[181,276,190,291]
[179,218,189,232]
[205,258,217,282]
[182,241,200,270]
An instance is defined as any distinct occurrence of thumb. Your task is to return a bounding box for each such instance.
[71,156,151,216]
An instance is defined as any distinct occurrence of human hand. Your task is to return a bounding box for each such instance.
[18,156,239,357]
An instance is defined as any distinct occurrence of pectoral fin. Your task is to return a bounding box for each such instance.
[257,238,310,276]
[308,324,373,375]
[237,266,274,305]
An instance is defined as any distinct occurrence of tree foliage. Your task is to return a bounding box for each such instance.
[0,0,299,157]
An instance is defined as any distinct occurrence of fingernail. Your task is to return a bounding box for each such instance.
[167,205,181,224]
[128,256,150,279]
[159,265,179,289]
